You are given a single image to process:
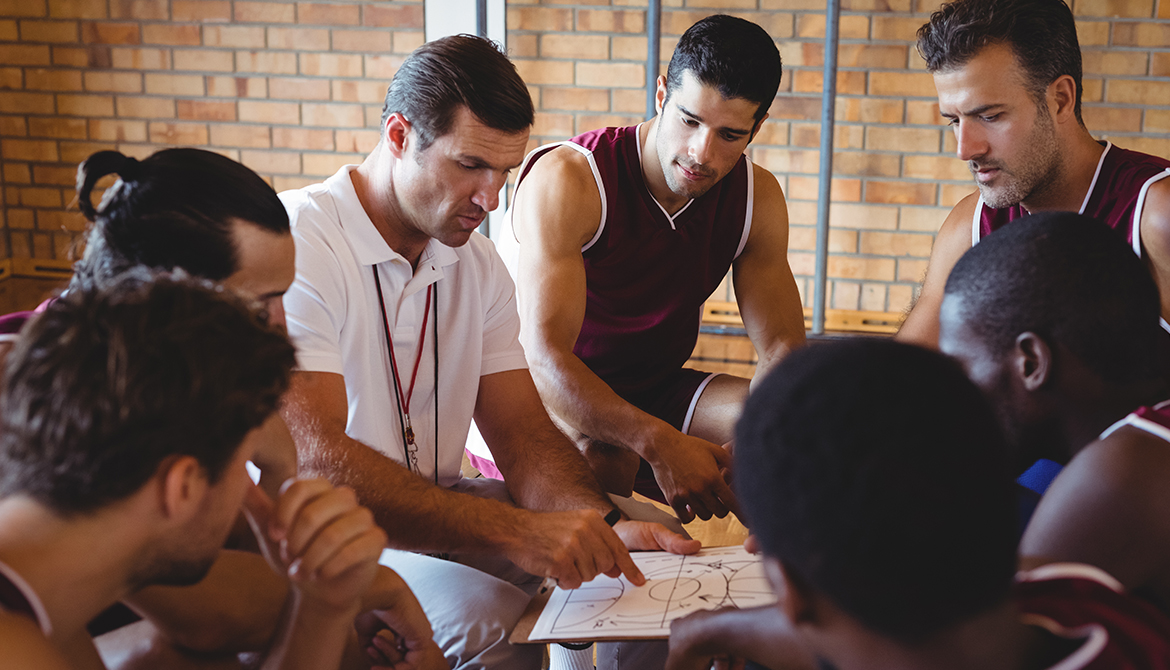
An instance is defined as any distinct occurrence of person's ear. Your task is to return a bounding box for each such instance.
[384,112,412,159]
[655,75,668,115]
[764,556,816,627]
[1048,75,1078,125]
[1014,332,1053,392]
[159,455,210,523]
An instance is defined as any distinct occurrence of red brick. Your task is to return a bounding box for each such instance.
[88,119,147,142]
[1082,50,1148,76]
[84,71,141,93]
[576,8,644,32]
[297,2,360,25]
[109,0,167,20]
[57,93,113,116]
[144,73,204,96]
[240,149,302,174]
[267,26,329,50]
[364,54,403,80]
[793,70,867,95]
[172,0,231,21]
[49,0,105,19]
[272,126,333,150]
[865,126,940,153]
[612,88,644,113]
[8,211,36,233]
[1081,106,1143,132]
[391,30,423,54]
[19,19,77,42]
[206,75,266,98]
[540,34,608,60]
[49,46,88,66]
[302,102,364,127]
[869,71,935,97]
[38,209,85,232]
[837,98,904,124]
[27,116,85,139]
[509,6,572,30]
[362,4,423,28]
[841,0,911,10]
[865,180,936,206]
[769,95,820,121]
[902,154,971,181]
[177,100,236,121]
[236,51,298,74]
[1074,0,1154,17]
[235,1,296,22]
[796,13,870,39]
[786,177,862,204]
[203,25,266,48]
[24,68,83,92]
[173,49,235,73]
[331,28,391,52]
[58,140,117,163]
[81,21,139,44]
[141,24,202,46]
[209,123,270,148]
[111,47,169,70]
[532,111,573,138]
[303,151,360,176]
[2,139,58,161]
[334,129,379,153]
[269,76,330,100]
[0,45,52,68]
[31,164,77,185]
[1107,80,1170,105]
[1151,52,1170,77]
[543,87,610,111]
[239,100,300,124]
[0,118,27,137]
[0,19,17,40]
[832,151,901,177]
[331,79,385,103]
[299,53,363,78]
[0,0,47,18]
[576,61,643,88]
[115,95,175,118]
[149,122,209,145]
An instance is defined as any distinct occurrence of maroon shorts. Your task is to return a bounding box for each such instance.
[618,368,716,504]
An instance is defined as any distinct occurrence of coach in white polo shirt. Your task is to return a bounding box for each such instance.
[279,35,697,670]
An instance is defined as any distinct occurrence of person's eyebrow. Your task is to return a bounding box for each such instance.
[677,104,753,136]
[941,103,1004,119]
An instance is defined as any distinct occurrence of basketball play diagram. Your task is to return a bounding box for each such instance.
[529,545,777,641]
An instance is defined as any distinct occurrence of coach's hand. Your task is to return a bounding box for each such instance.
[505,508,646,589]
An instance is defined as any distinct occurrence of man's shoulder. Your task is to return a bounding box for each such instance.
[0,612,68,669]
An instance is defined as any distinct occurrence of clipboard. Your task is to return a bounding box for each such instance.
[510,585,668,643]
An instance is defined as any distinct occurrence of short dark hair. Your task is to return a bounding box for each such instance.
[944,212,1162,385]
[665,15,782,122]
[72,148,289,289]
[0,271,296,515]
[917,0,1083,123]
[736,339,1018,643]
[380,34,534,151]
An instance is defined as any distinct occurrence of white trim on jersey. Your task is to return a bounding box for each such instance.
[634,124,694,231]
[733,157,755,261]
[971,142,1113,245]
[681,372,719,435]
[1099,411,1170,445]
[505,140,609,254]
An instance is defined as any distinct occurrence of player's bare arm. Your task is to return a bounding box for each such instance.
[896,192,980,348]
[732,163,807,388]
[282,370,655,589]
[513,145,740,523]
[1020,427,1170,607]
[1137,179,1170,321]
[0,612,71,670]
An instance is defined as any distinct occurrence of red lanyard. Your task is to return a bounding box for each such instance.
[373,269,434,474]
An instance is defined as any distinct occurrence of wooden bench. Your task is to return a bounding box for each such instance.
[689,301,905,376]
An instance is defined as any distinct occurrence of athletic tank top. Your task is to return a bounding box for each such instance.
[511,124,753,396]
[1017,563,1170,668]
[0,559,51,635]
[1099,399,1170,444]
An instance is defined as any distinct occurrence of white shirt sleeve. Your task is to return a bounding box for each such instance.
[478,240,529,377]
[282,196,349,376]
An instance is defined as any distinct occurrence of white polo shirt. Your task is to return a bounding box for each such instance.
[280,164,529,487]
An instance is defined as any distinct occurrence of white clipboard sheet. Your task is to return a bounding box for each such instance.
[512,545,776,643]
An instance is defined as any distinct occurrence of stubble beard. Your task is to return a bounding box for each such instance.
[974,107,1063,210]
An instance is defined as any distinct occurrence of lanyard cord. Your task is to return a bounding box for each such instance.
[372,268,438,484]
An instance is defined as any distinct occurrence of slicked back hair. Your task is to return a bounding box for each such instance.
[944,212,1162,384]
[71,148,289,290]
[664,15,781,122]
[736,339,1018,643]
[917,0,1083,124]
[380,34,534,151]
[0,271,296,515]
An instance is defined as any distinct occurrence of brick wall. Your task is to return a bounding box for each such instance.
[0,0,423,260]
[509,0,1170,315]
[3,0,1170,315]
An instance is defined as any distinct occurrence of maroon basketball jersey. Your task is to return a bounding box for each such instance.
[1100,400,1170,444]
[975,142,1170,249]
[1016,564,1170,668]
[514,125,752,397]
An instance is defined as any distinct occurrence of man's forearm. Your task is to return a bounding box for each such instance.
[526,345,675,462]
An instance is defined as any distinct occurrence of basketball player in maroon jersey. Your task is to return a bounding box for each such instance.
[938,212,1170,615]
[506,16,806,523]
[898,0,1170,348]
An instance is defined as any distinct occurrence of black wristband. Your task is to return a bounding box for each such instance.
[604,508,622,526]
